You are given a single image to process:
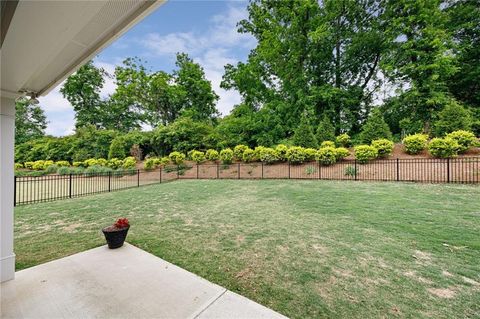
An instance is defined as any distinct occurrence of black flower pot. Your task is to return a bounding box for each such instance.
[102,226,129,249]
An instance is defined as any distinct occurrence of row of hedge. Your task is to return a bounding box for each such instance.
[15,157,137,173]
[402,130,477,158]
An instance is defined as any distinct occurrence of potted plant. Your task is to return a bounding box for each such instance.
[102,218,130,249]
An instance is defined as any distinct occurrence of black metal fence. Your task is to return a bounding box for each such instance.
[14,166,179,206]
[15,157,479,206]
[178,157,480,184]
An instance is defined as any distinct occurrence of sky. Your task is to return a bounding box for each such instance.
[39,0,256,136]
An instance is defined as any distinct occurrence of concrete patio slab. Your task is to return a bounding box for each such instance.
[1,243,287,319]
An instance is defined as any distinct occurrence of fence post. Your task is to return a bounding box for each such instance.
[197,164,199,179]
[396,158,400,181]
[108,171,111,192]
[261,162,264,179]
[159,166,162,183]
[238,163,240,179]
[217,163,219,179]
[14,176,16,207]
[137,169,140,187]
[288,162,291,179]
[354,159,358,181]
[447,158,450,183]
[177,165,180,179]
[69,173,72,198]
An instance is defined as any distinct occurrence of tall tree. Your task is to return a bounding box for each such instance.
[174,53,219,122]
[115,54,219,127]
[61,61,106,129]
[382,0,458,132]
[222,0,386,139]
[15,98,47,144]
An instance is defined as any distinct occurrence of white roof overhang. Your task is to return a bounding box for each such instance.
[0,0,165,98]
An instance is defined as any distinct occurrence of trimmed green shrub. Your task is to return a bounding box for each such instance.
[72,161,85,167]
[205,149,219,161]
[121,157,136,169]
[144,158,158,170]
[159,157,170,166]
[402,134,429,154]
[434,102,472,136]
[445,130,476,153]
[220,148,234,164]
[15,163,23,169]
[304,148,317,161]
[45,164,58,174]
[43,160,54,170]
[286,147,308,164]
[97,158,108,167]
[55,161,70,167]
[275,144,289,161]
[24,162,34,169]
[32,160,45,170]
[169,152,186,165]
[334,147,350,160]
[354,145,378,163]
[257,147,280,164]
[359,109,392,143]
[84,158,98,167]
[316,115,336,144]
[336,133,351,147]
[108,137,127,159]
[69,167,85,175]
[233,145,249,160]
[57,166,71,175]
[85,165,113,175]
[242,148,256,162]
[428,138,460,158]
[190,150,206,164]
[315,147,337,165]
[107,158,123,169]
[320,141,335,148]
[293,114,318,148]
[371,139,394,158]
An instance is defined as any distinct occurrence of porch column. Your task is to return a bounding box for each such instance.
[0,96,16,282]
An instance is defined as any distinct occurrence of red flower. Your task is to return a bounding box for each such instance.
[114,218,129,229]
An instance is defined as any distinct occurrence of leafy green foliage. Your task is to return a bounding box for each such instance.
[354,145,378,163]
[286,147,308,164]
[320,141,335,148]
[242,148,256,163]
[428,138,460,158]
[334,147,350,160]
[233,145,249,160]
[190,150,206,164]
[15,163,23,170]
[219,148,234,164]
[359,109,392,144]
[205,149,219,161]
[275,144,289,161]
[371,139,394,158]
[169,152,186,165]
[335,133,351,147]
[315,147,337,165]
[122,157,137,169]
[434,102,472,136]
[292,114,318,148]
[15,98,47,145]
[402,134,429,155]
[445,130,476,153]
[256,147,280,164]
[316,116,336,144]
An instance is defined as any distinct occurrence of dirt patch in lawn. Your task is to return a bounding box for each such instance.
[428,287,456,299]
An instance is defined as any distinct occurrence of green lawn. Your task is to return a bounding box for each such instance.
[14,180,480,318]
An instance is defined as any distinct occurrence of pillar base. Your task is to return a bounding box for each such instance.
[1,253,15,282]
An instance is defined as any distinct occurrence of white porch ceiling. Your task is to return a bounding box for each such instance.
[0,0,164,97]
